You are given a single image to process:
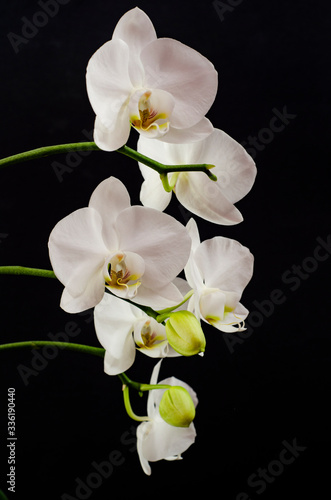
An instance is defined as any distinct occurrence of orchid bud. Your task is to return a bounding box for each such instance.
[165,311,206,356]
[159,386,196,428]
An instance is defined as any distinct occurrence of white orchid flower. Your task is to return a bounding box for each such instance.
[94,292,180,375]
[185,219,254,332]
[137,360,197,475]
[138,128,257,225]
[48,176,191,313]
[86,7,218,151]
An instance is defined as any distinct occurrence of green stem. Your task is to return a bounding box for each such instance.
[118,372,171,392]
[0,341,105,357]
[0,266,56,278]
[156,289,194,321]
[120,376,171,423]
[160,172,179,193]
[122,385,150,422]
[0,142,100,168]
[0,142,217,181]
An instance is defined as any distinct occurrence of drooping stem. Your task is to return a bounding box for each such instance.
[122,385,151,422]
[0,142,217,181]
[0,340,105,357]
[0,266,57,279]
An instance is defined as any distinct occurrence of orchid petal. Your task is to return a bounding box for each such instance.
[131,281,185,310]
[88,176,131,249]
[48,207,108,300]
[115,206,191,287]
[137,422,153,475]
[146,359,163,419]
[141,38,218,128]
[194,236,254,294]
[176,171,243,225]
[94,293,138,374]
[184,219,204,290]
[140,172,172,211]
[112,7,157,87]
[190,128,257,204]
[94,113,131,152]
[112,7,156,53]
[86,38,131,126]
[160,117,214,144]
[59,273,104,314]
[138,419,196,465]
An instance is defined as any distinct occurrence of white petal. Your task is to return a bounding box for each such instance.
[94,113,131,152]
[86,38,132,127]
[94,293,139,374]
[138,134,182,165]
[176,171,243,225]
[194,236,254,295]
[48,207,109,304]
[190,128,257,204]
[160,118,214,144]
[112,7,157,87]
[136,422,152,475]
[147,359,163,418]
[141,38,218,128]
[115,206,191,288]
[88,176,130,249]
[139,175,172,211]
[103,345,135,376]
[184,219,204,290]
[137,418,196,463]
[186,218,201,251]
[60,271,104,313]
[131,281,185,310]
[137,138,173,211]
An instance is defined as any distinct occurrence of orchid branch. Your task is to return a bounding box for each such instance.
[0,340,105,357]
[0,266,56,278]
[0,341,170,393]
[0,142,217,181]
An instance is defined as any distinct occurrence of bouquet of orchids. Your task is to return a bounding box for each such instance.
[0,7,256,475]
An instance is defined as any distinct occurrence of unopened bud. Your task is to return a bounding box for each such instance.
[159,386,195,428]
[165,311,206,356]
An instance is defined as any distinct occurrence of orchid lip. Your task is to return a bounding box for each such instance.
[104,252,144,298]
[130,90,172,137]
[134,318,167,350]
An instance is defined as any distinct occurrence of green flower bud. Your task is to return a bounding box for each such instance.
[159,386,196,427]
[165,311,206,356]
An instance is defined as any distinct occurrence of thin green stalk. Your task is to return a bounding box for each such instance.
[0,142,217,180]
[122,385,150,422]
[0,266,56,278]
[156,289,194,321]
[118,372,171,392]
[0,341,105,357]
[0,142,100,169]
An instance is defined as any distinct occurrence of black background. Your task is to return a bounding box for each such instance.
[0,0,330,498]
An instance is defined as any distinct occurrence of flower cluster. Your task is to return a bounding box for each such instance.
[48,7,256,475]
